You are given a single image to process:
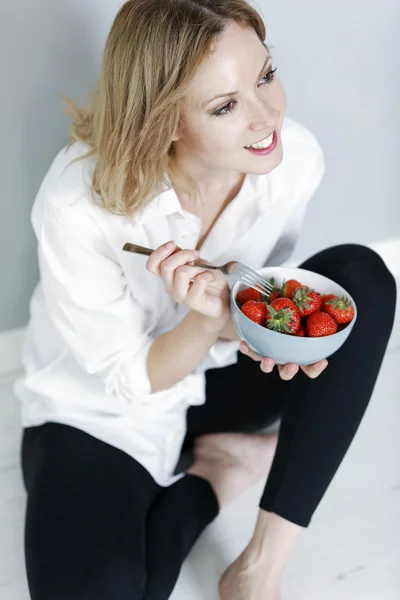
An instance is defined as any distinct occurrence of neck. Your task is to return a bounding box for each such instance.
[171,143,246,214]
[176,173,246,217]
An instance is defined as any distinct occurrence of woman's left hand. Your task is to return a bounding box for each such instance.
[239,341,328,380]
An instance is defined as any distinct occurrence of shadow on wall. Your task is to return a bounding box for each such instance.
[1,0,122,331]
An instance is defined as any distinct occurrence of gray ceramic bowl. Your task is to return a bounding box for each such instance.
[230,266,357,366]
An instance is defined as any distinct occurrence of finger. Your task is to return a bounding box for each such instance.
[177,263,210,279]
[240,342,276,371]
[301,360,328,379]
[173,264,212,298]
[239,341,262,362]
[146,240,177,275]
[277,363,299,380]
[260,357,275,373]
[174,267,213,301]
[173,265,194,302]
[186,270,215,307]
[239,343,276,372]
[160,249,200,290]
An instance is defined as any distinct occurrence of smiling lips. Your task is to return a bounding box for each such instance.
[244,131,277,155]
[244,131,275,149]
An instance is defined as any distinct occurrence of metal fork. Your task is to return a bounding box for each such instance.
[122,242,274,298]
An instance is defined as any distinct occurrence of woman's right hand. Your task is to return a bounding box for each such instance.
[146,240,231,324]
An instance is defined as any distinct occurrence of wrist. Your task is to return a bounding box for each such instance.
[218,313,241,341]
[189,308,231,335]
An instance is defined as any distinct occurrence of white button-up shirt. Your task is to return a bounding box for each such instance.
[14,117,325,486]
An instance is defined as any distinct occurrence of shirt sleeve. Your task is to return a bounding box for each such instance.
[265,143,326,267]
[38,200,161,404]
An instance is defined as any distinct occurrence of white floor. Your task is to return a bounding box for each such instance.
[1,346,400,600]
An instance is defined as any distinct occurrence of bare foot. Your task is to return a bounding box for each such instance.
[186,432,278,508]
[219,551,281,600]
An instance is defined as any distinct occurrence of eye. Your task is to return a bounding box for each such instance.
[214,67,278,117]
[214,100,236,118]
[260,66,278,86]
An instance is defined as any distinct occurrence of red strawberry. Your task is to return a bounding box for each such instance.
[320,294,336,310]
[237,286,263,305]
[265,277,282,302]
[241,300,267,325]
[292,286,322,317]
[321,295,355,325]
[296,325,307,337]
[270,297,299,312]
[268,289,282,302]
[266,298,301,335]
[282,279,303,299]
[306,312,338,337]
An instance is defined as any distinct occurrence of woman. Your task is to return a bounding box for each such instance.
[15,1,396,599]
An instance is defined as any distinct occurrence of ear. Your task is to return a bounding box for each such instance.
[171,131,181,142]
[171,114,185,142]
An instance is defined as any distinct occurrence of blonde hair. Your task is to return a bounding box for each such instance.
[63,0,268,217]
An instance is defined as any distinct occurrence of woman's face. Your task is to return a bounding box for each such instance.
[173,20,287,180]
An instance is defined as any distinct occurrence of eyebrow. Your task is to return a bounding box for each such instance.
[202,54,272,109]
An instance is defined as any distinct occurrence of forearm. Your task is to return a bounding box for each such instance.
[147,309,226,393]
[218,314,241,341]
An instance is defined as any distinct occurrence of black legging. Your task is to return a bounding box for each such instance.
[21,244,397,600]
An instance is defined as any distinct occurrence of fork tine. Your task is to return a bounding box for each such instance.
[237,272,273,296]
[239,278,271,296]
[238,269,273,293]
[240,266,274,288]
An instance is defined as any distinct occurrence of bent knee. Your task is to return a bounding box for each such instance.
[322,243,396,303]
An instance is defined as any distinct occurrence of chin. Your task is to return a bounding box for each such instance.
[265,146,283,173]
[249,154,283,176]
[242,142,284,176]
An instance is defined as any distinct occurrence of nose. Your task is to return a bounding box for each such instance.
[248,99,277,132]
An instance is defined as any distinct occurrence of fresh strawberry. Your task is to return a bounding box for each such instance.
[266,298,301,335]
[321,295,355,324]
[265,277,282,302]
[268,289,282,302]
[306,312,338,337]
[296,325,307,337]
[292,286,322,317]
[237,286,263,305]
[320,293,336,309]
[282,279,303,299]
[241,300,267,325]
[269,297,300,314]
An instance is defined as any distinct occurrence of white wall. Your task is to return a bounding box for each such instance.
[0,0,398,332]
[0,0,123,332]
[260,0,400,262]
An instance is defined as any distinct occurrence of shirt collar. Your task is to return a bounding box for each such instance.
[132,187,182,224]
[133,171,267,225]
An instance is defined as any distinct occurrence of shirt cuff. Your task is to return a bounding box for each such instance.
[106,335,208,411]
[105,335,154,401]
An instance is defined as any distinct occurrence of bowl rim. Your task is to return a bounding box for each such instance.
[231,265,358,342]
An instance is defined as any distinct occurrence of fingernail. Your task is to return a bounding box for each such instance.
[240,342,248,353]
[166,241,175,249]
[286,366,297,374]
[262,359,273,372]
